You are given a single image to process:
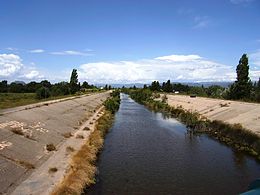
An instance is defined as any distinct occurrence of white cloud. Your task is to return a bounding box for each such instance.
[29,49,45,53]
[21,70,43,79]
[230,0,254,4]
[78,54,244,83]
[6,47,18,51]
[0,53,44,81]
[50,50,92,56]
[0,54,23,77]
[249,50,260,66]
[155,54,201,62]
[193,16,210,28]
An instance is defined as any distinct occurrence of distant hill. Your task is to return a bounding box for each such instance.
[99,82,233,88]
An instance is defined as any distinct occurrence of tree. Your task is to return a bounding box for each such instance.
[0,80,8,93]
[255,78,260,102]
[229,54,252,100]
[40,80,52,88]
[36,87,50,99]
[81,81,90,89]
[25,81,41,93]
[150,81,160,91]
[69,69,79,94]
[9,82,25,93]
[164,80,173,92]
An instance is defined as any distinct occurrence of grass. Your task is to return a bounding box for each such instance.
[0,93,82,110]
[46,143,56,151]
[51,110,114,195]
[0,93,38,109]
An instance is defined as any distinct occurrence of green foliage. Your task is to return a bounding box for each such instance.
[51,82,70,96]
[36,87,51,99]
[70,69,79,94]
[0,80,8,92]
[150,81,160,91]
[229,54,252,100]
[162,80,173,92]
[104,91,121,113]
[0,93,36,109]
[129,88,153,103]
[9,82,25,93]
[129,89,260,160]
[205,85,225,98]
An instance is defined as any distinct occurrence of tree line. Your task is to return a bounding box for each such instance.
[137,54,260,103]
[0,69,102,99]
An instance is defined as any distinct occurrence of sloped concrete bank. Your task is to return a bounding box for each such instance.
[0,91,110,194]
[164,94,260,135]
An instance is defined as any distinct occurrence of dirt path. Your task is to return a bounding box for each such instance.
[0,91,110,194]
[164,94,260,135]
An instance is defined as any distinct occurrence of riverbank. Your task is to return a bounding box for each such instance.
[51,91,120,195]
[165,94,260,136]
[0,92,110,194]
[86,93,260,195]
[128,90,260,160]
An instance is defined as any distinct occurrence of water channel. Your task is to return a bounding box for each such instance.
[87,94,260,194]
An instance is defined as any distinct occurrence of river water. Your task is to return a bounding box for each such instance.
[86,94,260,195]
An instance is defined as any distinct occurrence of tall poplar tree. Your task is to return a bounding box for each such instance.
[70,69,79,94]
[229,54,252,99]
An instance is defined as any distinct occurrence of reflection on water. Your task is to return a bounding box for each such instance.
[86,94,260,195]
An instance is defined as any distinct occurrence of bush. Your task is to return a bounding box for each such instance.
[104,97,120,113]
[36,87,50,99]
[104,90,121,113]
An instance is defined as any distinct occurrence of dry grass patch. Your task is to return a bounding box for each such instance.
[46,143,56,151]
[11,128,24,136]
[62,132,73,138]
[52,111,114,195]
[66,146,75,153]
[76,134,84,139]
[18,160,35,169]
[83,126,90,131]
[49,167,58,173]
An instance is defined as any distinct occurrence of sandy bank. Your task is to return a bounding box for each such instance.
[164,94,260,135]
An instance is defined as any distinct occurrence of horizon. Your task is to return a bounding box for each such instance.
[0,0,260,83]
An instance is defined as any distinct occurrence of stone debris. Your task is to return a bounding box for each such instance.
[0,141,12,150]
[0,121,49,138]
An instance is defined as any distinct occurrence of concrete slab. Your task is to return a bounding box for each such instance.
[0,91,110,194]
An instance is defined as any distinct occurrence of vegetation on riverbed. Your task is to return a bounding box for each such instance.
[127,89,260,160]
[51,92,120,195]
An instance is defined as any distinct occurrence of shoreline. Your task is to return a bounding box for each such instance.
[128,91,260,161]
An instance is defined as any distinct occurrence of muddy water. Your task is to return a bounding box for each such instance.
[86,94,260,195]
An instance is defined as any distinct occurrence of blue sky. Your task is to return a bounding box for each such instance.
[0,0,260,84]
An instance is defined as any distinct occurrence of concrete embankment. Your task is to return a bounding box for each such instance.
[164,94,260,135]
[0,92,110,194]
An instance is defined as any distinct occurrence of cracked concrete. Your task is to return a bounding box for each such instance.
[0,91,110,194]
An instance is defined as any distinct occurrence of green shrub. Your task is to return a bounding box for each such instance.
[36,87,51,99]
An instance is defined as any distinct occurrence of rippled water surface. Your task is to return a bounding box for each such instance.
[86,94,260,195]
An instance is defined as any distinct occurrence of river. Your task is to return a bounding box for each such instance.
[86,94,260,195]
